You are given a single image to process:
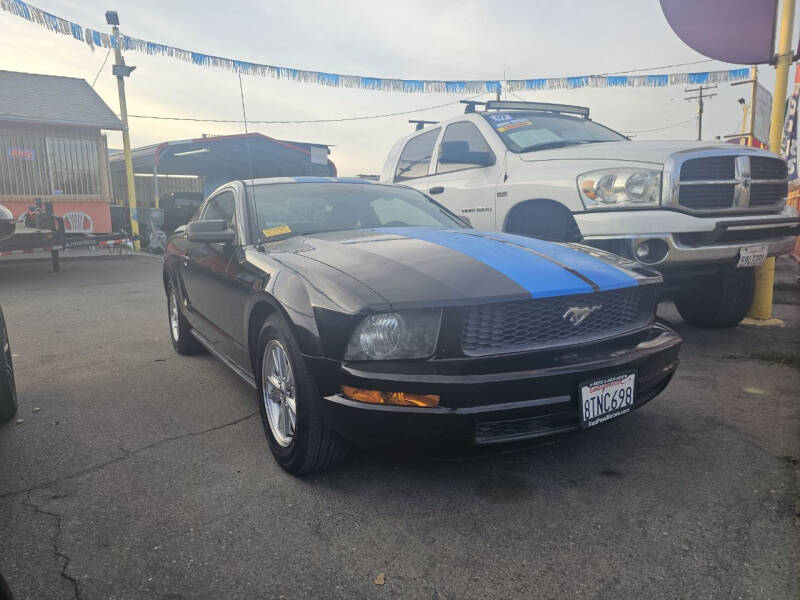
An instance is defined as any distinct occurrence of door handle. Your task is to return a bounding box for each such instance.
[429,186,444,195]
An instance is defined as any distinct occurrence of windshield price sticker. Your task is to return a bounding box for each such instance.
[580,372,636,428]
[262,225,292,238]
[736,245,768,268]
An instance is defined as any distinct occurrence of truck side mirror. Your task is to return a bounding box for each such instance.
[186,220,236,244]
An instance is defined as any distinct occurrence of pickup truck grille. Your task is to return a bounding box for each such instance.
[461,286,654,356]
[676,155,787,212]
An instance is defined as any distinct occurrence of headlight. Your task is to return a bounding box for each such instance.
[578,168,662,209]
[344,309,442,360]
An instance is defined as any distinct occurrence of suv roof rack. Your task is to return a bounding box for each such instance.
[482,100,590,118]
[408,119,439,131]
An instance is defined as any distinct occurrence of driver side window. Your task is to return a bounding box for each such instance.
[202,191,237,230]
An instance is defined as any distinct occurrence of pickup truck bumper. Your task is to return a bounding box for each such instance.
[577,207,799,266]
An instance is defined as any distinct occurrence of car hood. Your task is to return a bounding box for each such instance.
[271,227,657,308]
[517,140,728,165]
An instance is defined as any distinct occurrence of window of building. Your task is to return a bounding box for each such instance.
[0,131,103,197]
[393,128,439,182]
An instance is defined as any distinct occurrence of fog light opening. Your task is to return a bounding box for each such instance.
[341,385,440,408]
[634,239,668,264]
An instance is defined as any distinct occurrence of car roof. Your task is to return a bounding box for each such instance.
[242,176,380,186]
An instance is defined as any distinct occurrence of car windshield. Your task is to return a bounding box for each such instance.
[482,111,627,153]
[249,182,466,242]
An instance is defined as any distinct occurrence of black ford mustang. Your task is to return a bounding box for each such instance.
[163,178,681,474]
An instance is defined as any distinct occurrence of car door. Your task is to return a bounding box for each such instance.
[422,121,501,231]
[180,188,239,349]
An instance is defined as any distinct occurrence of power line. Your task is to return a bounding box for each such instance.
[622,117,696,134]
[128,93,487,124]
[594,59,714,77]
[91,47,112,88]
[684,85,718,140]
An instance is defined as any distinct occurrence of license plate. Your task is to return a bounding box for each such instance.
[736,245,767,268]
[579,372,636,428]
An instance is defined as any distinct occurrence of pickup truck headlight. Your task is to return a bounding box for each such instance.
[344,309,442,360]
[578,168,662,209]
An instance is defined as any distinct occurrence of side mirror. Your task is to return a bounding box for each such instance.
[186,220,236,244]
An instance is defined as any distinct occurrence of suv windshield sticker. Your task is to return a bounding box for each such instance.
[507,128,561,147]
[487,113,512,122]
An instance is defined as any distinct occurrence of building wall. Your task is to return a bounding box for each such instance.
[111,170,203,209]
[0,121,113,232]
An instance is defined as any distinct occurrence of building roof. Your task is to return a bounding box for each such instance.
[0,70,123,130]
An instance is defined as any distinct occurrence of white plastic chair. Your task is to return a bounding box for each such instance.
[62,212,94,233]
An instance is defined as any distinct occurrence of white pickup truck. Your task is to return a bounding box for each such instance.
[380,100,800,328]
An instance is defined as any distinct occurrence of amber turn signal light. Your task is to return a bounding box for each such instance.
[341,385,440,408]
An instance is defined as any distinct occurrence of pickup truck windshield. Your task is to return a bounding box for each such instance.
[250,183,466,241]
[482,112,627,153]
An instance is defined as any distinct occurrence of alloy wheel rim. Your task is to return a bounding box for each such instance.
[169,289,180,342]
[262,340,296,447]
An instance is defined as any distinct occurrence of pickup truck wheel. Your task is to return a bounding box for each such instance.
[505,201,581,242]
[167,280,204,355]
[674,267,755,328]
[256,314,349,475]
[0,308,18,424]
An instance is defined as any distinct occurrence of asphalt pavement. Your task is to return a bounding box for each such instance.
[0,255,797,600]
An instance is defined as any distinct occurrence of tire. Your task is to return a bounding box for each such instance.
[256,314,349,474]
[0,308,18,424]
[505,201,581,242]
[674,267,755,328]
[166,279,204,355]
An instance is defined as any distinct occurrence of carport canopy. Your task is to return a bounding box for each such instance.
[111,132,335,181]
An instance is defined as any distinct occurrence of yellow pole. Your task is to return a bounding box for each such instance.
[111,23,140,250]
[746,0,794,321]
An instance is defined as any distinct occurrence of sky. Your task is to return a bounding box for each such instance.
[0,0,797,175]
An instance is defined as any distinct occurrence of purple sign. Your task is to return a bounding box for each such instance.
[660,0,777,65]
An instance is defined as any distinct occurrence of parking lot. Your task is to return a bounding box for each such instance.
[0,255,797,599]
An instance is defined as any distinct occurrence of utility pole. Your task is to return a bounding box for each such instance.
[684,85,717,140]
[106,10,140,250]
[745,0,795,324]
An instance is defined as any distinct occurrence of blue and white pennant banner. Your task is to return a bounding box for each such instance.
[0,0,752,94]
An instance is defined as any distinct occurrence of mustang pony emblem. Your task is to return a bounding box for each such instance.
[562,305,602,326]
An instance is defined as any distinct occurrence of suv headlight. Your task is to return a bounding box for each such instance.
[578,168,662,209]
[344,309,442,360]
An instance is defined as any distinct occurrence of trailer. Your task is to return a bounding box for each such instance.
[0,211,130,272]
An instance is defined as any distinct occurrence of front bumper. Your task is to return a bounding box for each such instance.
[308,323,681,452]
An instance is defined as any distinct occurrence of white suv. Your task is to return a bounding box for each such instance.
[380,100,800,328]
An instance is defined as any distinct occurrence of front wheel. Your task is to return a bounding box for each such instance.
[166,279,204,355]
[256,314,348,474]
[674,267,755,328]
[0,308,18,424]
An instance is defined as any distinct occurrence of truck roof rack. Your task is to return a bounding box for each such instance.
[408,119,439,131]
[482,100,590,118]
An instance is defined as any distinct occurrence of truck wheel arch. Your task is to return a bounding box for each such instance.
[503,199,582,242]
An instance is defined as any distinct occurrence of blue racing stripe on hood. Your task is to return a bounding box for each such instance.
[372,227,594,298]
[466,230,638,291]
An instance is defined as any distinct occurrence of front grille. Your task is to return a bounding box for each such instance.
[461,287,653,356]
[678,184,736,210]
[680,156,735,181]
[750,182,788,206]
[676,154,787,212]
[751,156,787,180]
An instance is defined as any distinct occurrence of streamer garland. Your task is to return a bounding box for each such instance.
[1,0,751,94]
